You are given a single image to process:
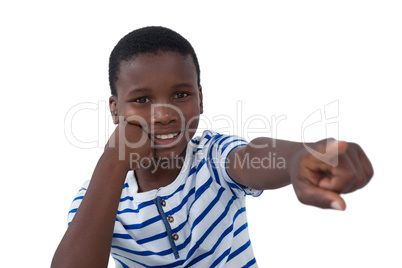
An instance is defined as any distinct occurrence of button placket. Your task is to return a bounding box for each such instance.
[153,196,179,259]
[163,200,179,243]
[161,200,177,227]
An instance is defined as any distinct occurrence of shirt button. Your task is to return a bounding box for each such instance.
[172,233,179,241]
[168,216,174,223]
[161,200,166,207]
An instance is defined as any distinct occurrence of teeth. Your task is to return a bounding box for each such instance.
[155,133,179,140]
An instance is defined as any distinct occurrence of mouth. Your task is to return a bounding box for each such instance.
[153,132,180,140]
[151,131,183,147]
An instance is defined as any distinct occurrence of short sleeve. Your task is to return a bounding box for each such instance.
[203,131,263,198]
[67,180,90,226]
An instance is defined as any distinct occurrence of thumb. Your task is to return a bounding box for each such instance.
[293,182,346,210]
[308,140,348,167]
[323,140,348,164]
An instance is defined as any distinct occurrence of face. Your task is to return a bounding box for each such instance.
[109,51,203,159]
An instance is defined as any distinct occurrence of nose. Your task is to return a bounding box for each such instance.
[151,104,180,125]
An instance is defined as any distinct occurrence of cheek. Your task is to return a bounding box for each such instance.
[120,105,151,126]
[183,108,201,137]
[186,115,199,132]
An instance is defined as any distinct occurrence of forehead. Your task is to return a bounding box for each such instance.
[116,51,197,95]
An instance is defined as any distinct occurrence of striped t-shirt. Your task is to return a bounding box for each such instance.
[68,130,263,267]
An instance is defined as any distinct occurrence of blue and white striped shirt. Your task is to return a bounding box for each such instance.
[68,131,263,267]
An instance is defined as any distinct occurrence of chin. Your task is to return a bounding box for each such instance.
[153,145,187,160]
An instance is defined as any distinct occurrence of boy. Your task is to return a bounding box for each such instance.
[52,26,373,267]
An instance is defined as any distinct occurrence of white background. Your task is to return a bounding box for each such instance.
[1,1,401,267]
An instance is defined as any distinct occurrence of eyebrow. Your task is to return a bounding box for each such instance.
[127,87,149,97]
[172,83,194,89]
[127,83,195,97]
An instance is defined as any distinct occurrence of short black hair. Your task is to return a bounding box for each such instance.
[108,26,201,96]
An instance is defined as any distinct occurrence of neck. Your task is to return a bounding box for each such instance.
[134,154,186,193]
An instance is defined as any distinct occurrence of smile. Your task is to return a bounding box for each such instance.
[154,132,180,140]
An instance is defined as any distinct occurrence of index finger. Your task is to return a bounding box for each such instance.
[123,114,147,128]
[293,176,346,210]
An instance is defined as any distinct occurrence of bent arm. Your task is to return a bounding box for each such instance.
[226,137,306,190]
[51,150,128,268]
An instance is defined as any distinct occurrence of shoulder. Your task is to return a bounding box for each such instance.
[190,130,248,156]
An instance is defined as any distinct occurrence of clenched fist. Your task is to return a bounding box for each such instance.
[291,139,374,210]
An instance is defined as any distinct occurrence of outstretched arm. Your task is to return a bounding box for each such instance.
[226,137,374,210]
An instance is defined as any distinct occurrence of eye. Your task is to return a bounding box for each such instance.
[174,92,189,99]
[134,97,150,103]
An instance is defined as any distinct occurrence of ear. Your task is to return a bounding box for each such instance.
[109,96,120,124]
[198,86,204,114]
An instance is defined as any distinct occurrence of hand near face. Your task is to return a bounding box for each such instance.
[291,139,374,210]
[105,117,154,171]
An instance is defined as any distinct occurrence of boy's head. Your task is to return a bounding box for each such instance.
[108,26,203,160]
[109,26,201,96]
